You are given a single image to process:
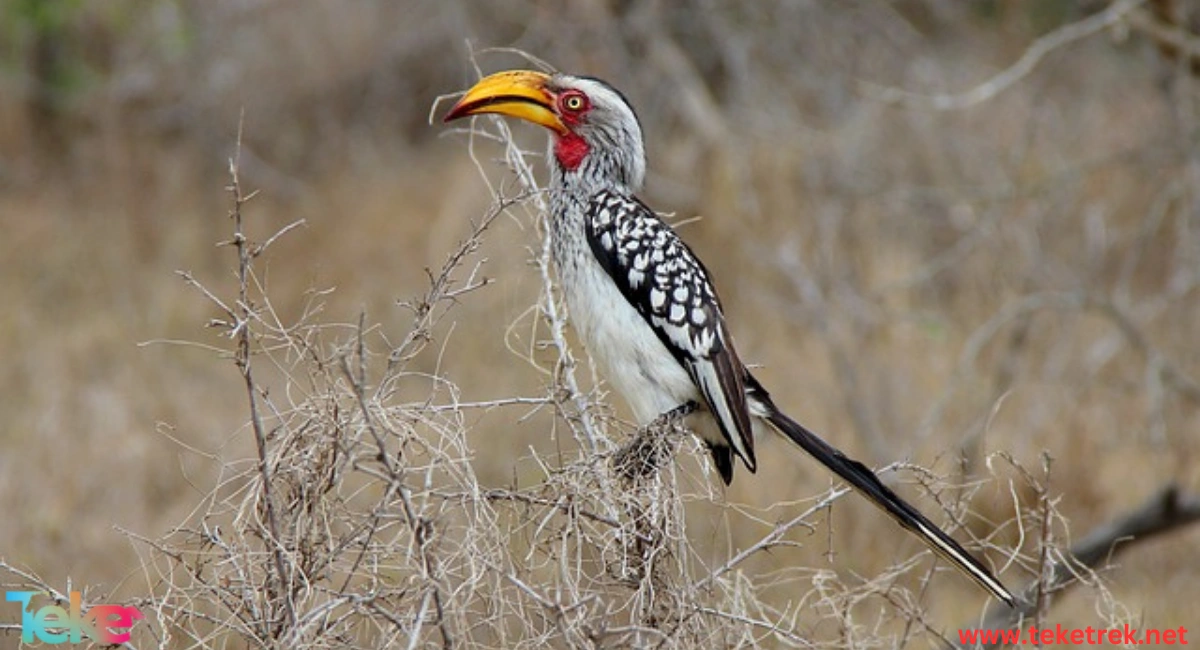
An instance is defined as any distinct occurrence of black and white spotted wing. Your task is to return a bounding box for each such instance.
[585,189,756,472]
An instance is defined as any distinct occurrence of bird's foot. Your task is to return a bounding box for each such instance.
[612,401,699,482]
[657,400,700,423]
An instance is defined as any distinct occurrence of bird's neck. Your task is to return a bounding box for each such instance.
[548,128,644,195]
[551,164,621,204]
[546,134,643,271]
[545,149,615,270]
[549,145,636,204]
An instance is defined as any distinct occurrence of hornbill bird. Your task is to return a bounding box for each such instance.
[444,69,1015,607]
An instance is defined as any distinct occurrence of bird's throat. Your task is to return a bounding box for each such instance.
[554,133,589,172]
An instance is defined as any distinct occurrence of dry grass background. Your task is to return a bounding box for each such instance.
[1,0,1197,647]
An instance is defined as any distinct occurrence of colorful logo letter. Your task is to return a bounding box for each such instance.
[6,590,143,644]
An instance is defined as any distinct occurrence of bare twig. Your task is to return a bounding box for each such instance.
[694,486,851,592]
[227,114,296,634]
[865,0,1147,110]
[1127,5,1200,66]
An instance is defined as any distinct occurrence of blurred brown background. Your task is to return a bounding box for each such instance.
[1,0,1196,640]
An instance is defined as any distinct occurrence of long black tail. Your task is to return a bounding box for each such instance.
[757,395,1015,606]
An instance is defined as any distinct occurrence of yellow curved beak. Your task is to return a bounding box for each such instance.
[442,70,567,135]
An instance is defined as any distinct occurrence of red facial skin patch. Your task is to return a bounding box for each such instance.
[554,132,589,171]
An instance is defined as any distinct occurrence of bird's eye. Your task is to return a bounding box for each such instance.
[561,92,587,112]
